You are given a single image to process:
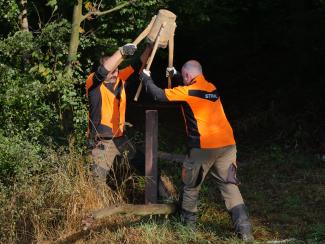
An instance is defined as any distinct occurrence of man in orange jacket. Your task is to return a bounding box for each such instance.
[139,60,254,241]
[86,43,152,181]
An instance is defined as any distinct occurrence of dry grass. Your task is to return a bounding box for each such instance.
[1,143,324,243]
[0,145,127,243]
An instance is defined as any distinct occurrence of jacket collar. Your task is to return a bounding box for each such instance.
[189,74,205,85]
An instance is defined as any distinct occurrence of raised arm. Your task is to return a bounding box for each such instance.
[102,44,137,73]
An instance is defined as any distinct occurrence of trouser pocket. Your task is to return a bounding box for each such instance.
[91,140,118,171]
[182,163,203,188]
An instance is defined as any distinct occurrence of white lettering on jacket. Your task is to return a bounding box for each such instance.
[205,93,218,99]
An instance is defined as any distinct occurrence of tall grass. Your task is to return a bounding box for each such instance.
[0,139,124,243]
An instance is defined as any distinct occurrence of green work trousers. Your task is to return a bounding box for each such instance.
[181,145,244,213]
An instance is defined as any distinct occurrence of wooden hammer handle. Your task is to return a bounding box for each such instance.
[132,15,156,46]
[167,23,176,88]
[134,22,167,102]
[108,16,156,74]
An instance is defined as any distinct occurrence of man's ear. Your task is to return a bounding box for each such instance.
[185,73,191,84]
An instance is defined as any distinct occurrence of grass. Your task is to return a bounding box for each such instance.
[0,142,324,243]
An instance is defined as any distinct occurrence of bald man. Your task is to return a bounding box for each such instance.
[139,61,254,241]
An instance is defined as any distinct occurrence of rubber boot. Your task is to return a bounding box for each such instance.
[230,204,254,242]
[180,208,197,231]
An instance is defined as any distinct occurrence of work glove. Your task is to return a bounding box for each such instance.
[139,69,151,84]
[119,43,137,56]
[139,69,153,89]
[166,66,177,78]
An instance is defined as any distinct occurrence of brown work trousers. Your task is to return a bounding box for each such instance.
[182,145,244,213]
[91,136,136,181]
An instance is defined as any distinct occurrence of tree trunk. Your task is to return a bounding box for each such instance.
[66,1,132,70]
[19,0,29,31]
[67,0,83,69]
[83,203,176,230]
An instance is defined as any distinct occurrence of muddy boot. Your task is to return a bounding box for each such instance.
[230,204,254,242]
[180,209,197,231]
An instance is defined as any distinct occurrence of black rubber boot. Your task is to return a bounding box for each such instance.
[230,204,254,242]
[180,209,197,231]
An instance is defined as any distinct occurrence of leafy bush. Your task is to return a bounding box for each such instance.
[0,20,88,143]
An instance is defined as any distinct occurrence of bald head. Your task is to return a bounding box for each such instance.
[181,60,203,85]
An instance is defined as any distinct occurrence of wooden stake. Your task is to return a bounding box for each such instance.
[145,110,158,204]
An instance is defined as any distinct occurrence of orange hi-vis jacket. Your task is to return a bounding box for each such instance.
[141,73,236,149]
[164,74,235,148]
[86,65,135,139]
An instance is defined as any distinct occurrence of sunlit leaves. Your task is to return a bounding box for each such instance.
[46,0,57,8]
[0,0,19,23]
[84,1,97,12]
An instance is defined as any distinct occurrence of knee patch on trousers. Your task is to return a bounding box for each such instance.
[226,163,240,185]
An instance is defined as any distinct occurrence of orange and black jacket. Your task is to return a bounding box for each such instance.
[141,73,236,149]
[86,58,141,139]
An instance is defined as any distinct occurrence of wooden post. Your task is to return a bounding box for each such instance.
[145,110,158,204]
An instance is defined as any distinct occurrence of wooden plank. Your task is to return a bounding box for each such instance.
[145,110,158,204]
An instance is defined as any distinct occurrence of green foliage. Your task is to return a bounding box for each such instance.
[0,19,88,143]
[88,0,168,47]
[46,0,57,8]
[0,0,19,25]
[0,132,43,186]
[0,133,45,242]
[309,224,325,243]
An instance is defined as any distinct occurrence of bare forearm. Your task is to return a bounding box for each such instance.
[102,50,123,72]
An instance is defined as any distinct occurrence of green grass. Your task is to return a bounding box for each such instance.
[90,147,323,243]
[1,142,324,243]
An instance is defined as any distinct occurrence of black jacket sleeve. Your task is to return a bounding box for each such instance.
[90,65,109,90]
[139,72,168,102]
[130,56,142,74]
[172,71,183,87]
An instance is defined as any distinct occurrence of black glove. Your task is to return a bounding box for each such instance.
[119,43,137,56]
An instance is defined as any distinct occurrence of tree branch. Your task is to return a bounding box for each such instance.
[81,1,133,22]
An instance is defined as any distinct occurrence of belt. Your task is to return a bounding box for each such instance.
[95,136,113,141]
